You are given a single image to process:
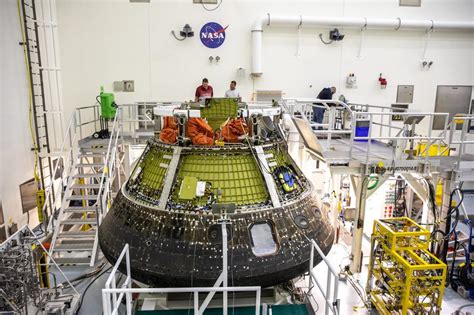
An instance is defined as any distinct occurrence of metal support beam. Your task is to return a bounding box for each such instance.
[401,173,429,204]
[350,175,369,273]
[255,146,281,208]
[198,273,224,314]
[198,219,230,315]
[222,220,228,315]
[157,147,182,210]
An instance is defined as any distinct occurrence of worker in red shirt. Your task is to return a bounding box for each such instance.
[195,78,214,102]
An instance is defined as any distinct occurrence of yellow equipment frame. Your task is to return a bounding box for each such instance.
[367,217,447,315]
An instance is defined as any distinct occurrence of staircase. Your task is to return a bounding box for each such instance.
[47,108,122,266]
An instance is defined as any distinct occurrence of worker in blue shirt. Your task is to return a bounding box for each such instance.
[313,86,336,126]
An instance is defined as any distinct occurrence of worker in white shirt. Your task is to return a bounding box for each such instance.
[225,80,241,101]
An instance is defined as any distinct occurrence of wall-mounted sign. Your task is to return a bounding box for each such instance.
[200,22,228,49]
[391,103,409,121]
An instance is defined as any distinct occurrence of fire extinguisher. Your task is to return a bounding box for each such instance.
[378,73,387,89]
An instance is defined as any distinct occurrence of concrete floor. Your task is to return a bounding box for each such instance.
[50,261,117,315]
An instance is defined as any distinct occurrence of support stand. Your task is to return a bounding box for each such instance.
[349,174,369,273]
[198,217,231,315]
[93,117,110,139]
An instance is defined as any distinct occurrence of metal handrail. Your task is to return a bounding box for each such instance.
[449,116,474,144]
[284,99,461,165]
[75,104,100,110]
[292,99,355,156]
[348,103,410,139]
[448,115,474,170]
[119,103,158,139]
[348,102,409,113]
[352,109,449,141]
[102,244,262,315]
[47,105,105,254]
[90,109,122,266]
[44,111,80,233]
[96,108,121,216]
[47,105,122,260]
[309,239,340,315]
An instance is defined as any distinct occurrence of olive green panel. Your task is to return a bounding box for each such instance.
[179,176,198,200]
[200,98,239,130]
[140,147,173,190]
[173,153,269,205]
[127,146,174,202]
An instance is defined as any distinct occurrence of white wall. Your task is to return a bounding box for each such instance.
[57,0,473,118]
[1,0,41,234]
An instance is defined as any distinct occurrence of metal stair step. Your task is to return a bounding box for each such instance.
[60,218,97,225]
[67,195,98,201]
[76,163,104,168]
[59,239,95,245]
[53,242,94,252]
[81,147,108,153]
[70,184,101,189]
[78,153,105,158]
[64,206,97,213]
[73,173,102,179]
[58,230,96,238]
[52,257,92,265]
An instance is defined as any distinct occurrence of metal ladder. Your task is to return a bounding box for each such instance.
[20,0,54,219]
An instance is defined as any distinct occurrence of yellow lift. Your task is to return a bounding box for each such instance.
[366,217,447,315]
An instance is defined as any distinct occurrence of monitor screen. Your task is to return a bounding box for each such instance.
[291,117,326,163]
[19,179,37,214]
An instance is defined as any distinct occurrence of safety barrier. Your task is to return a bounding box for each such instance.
[282,99,466,166]
[309,239,340,315]
[102,244,262,315]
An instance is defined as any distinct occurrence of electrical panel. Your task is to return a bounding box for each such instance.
[114,80,135,92]
[346,73,357,89]
[399,0,421,6]
[113,81,123,92]
[123,80,135,92]
[396,85,414,103]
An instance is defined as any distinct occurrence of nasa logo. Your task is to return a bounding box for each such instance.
[200,22,228,49]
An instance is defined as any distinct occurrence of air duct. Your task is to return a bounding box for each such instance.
[251,14,474,76]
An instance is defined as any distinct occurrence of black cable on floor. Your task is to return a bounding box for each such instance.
[76,266,112,314]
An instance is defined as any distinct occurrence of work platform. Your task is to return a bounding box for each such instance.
[285,99,474,176]
[5,100,472,315]
[314,137,402,164]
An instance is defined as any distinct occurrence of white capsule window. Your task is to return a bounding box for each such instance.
[250,221,278,256]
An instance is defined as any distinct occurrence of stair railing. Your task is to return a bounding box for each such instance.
[44,111,81,235]
[96,108,122,222]
[90,108,122,265]
[46,105,101,255]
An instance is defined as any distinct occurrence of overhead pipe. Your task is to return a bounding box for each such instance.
[251,14,474,76]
